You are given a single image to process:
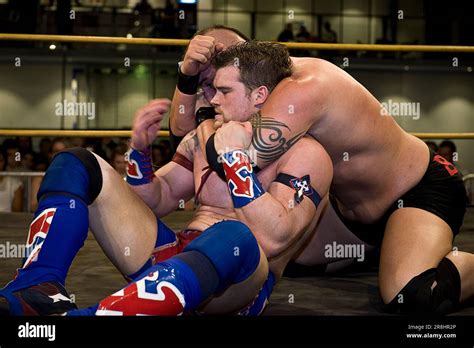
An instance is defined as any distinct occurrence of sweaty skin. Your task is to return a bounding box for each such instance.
[170,47,473,311]
[156,121,332,275]
[244,57,474,308]
[248,57,430,224]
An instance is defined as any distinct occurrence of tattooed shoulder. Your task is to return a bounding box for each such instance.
[250,112,305,163]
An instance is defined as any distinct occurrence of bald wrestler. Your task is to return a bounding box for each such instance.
[169,25,250,149]
[172,37,470,314]
[0,42,332,316]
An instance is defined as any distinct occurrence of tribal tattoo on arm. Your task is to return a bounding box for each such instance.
[250,112,306,163]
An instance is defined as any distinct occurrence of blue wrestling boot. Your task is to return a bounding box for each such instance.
[0,281,77,316]
[0,148,103,316]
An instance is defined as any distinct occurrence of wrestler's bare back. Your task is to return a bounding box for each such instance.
[261,57,430,223]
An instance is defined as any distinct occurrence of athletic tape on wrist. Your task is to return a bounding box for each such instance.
[125,147,154,185]
[222,150,265,208]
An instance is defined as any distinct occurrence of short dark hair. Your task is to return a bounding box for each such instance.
[439,140,457,153]
[194,25,251,42]
[212,41,293,94]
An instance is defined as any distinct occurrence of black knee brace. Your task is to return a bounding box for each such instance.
[38,147,103,205]
[385,258,461,315]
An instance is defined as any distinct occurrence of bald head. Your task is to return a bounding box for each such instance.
[194,25,250,49]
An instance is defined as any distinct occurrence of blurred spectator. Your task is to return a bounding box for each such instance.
[321,21,337,43]
[48,138,68,163]
[133,0,153,15]
[83,138,108,160]
[438,140,469,176]
[293,24,313,56]
[21,151,36,171]
[34,156,49,172]
[438,140,457,163]
[425,141,438,153]
[110,147,128,178]
[39,137,52,156]
[38,137,52,165]
[296,25,311,42]
[278,23,294,42]
[0,151,24,212]
[30,138,69,212]
[3,140,23,171]
[70,137,86,148]
[101,138,118,160]
[17,136,33,154]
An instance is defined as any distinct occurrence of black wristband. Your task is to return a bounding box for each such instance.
[177,66,200,95]
[205,134,226,181]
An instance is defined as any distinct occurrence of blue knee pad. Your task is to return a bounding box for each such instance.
[183,220,261,291]
[238,271,276,316]
[38,148,103,205]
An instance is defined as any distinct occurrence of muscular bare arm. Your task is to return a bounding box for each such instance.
[130,131,198,218]
[169,35,222,136]
[249,76,325,168]
[235,137,333,258]
[127,98,195,216]
[169,89,204,136]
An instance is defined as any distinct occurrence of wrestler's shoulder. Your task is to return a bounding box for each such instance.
[276,59,333,96]
[176,128,201,158]
[279,136,332,169]
[291,57,336,76]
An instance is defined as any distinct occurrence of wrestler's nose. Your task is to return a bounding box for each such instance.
[210,93,220,107]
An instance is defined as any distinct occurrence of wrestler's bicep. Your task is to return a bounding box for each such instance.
[249,79,322,168]
[269,137,333,221]
[250,111,307,166]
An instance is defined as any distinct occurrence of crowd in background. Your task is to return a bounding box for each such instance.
[0,136,172,213]
[277,22,338,44]
[0,137,471,213]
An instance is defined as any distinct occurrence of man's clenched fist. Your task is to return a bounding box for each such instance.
[214,121,253,154]
[180,35,224,77]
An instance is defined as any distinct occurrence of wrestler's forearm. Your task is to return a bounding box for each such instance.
[129,179,162,213]
[235,194,308,258]
[169,88,198,136]
[128,176,178,218]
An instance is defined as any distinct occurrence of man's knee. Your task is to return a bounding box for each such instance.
[38,147,103,205]
[183,220,261,291]
[383,258,461,315]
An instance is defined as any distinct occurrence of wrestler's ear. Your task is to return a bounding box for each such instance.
[253,85,269,107]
